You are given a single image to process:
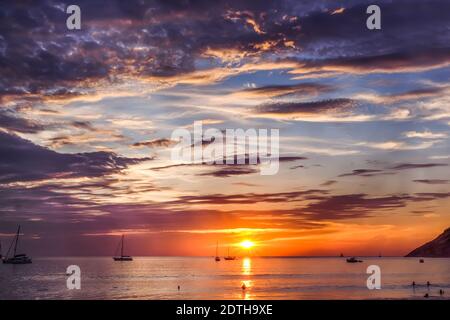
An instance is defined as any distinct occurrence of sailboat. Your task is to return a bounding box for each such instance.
[113,235,133,261]
[224,247,236,260]
[2,226,32,264]
[215,241,220,261]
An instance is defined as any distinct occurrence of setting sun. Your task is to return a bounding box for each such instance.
[239,240,255,249]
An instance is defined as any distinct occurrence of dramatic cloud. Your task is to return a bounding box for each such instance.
[292,48,450,76]
[320,180,337,186]
[176,189,327,205]
[0,109,46,133]
[151,155,306,172]
[238,82,333,98]
[300,194,416,220]
[339,169,387,177]
[1,0,449,104]
[0,131,150,183]
[388,87,447,102]
[339,163,450,178]
[389,163,448,171]
[132,138,177,148]
[199,166,259,178]
[414,192,450,200]
[413,179,449,185]
[403,130,447,139]
[71,121,97,131]
[279,156,308,162]
[255,99,358,121]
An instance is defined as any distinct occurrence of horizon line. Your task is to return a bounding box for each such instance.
[26,254,421,258]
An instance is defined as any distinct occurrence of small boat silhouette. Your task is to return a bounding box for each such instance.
[113,235,133,261]
[346,257,363,263]
[215,241,221,261]
[2,226,32,264]
[224,247,236,260]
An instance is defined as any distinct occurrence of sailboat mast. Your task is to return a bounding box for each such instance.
[121,235,124,257]
[216,241,218,257]
[13,225,20,257]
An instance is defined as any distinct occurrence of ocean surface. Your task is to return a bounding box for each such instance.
[0,257,449,300]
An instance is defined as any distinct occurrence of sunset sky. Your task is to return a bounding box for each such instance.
[0,0,449,257]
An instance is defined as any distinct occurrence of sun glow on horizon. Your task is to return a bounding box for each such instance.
[239,240,255,249]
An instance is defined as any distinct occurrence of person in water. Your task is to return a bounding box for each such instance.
[241,283,246,290]
[439,289,444,296]
[427,281,431,288]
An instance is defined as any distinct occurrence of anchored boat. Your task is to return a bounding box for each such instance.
[2,226,32,264]
[224,247,236,260]
[215,241,220,261]
[346,257,363,263]
[113,235,133,261]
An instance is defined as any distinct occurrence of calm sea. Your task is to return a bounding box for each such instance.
[0,257,449,300]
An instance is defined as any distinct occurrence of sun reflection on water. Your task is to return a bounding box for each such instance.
[240,257,253,300]
[242,257,252,275]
